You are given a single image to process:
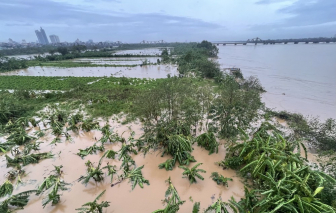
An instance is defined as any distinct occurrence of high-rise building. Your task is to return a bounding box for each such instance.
[49,35,60,44]
[35,27,49,45]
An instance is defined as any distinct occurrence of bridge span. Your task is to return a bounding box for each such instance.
[214,37,335,45]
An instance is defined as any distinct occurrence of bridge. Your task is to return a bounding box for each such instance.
[213,37,336,45]
[140,40,166,44]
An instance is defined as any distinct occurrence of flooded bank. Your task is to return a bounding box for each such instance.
[0,64,178,78]
[0,119,244,213]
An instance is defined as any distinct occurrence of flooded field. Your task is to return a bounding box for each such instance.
[72,57,160,65]
[0,118,244,213]
[115,48,172,56]
[0,64,178,78]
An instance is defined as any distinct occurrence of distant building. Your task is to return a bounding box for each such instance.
[35,27,49,45]
[49,35,60,44]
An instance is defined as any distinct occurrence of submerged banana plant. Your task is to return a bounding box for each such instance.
[158,158,175,171]
[0,180,13,198]
[0,190,38,212]
[102,164,117,183]
[112,165,149,190]
[179,163,206,184]
[152,177,185,213]
[76,190,110,213]
[205,198,237,213]
[41,180,69,208]
[5,152,54,168]
[77,143,105,159]
[23,141,43,155]
[196,131,219,155]
[210,172,233,187]
[78,160,104,185]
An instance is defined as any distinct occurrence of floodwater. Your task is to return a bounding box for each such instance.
[0,119,244,213]
[0,65,178,79]
[217,43,336,120]
[115,48,172,56]
[72,57,160,65]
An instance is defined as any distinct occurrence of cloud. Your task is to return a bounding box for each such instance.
[278,0,336,25]
[1,0,334,42]
[5,23,33,27]
[255,0,290,4]
[249,0,336,37]
[0,0,222,42]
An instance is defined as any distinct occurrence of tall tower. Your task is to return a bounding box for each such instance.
[49,35,60,44]
[40,27,49,44]
[35,27,49,45]
[35,30,43,44]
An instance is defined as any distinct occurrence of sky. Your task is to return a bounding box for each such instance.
[0,0,335,43]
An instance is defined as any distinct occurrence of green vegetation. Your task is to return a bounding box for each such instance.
[78,160,105,185]
[5,152,53,168]
[0,40,335,212]
[210,172,233,187]
[76,190,110,213]
[205,198,236,213]
[152,177,185,213]
[37,165,70,208]
[196,132,219,154]
[0,56,28,73]
[179,163,206,184]
[0,46,58,56]
[0,190,38,212]
[77,143,105,159]
[220,124,336,212]
[0,181,14,198]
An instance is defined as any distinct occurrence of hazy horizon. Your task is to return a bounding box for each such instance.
[0,0,335,43]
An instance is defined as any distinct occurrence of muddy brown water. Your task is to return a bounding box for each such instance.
[72,57,160,66]
[114,48,173,56]
[0,120,244,213]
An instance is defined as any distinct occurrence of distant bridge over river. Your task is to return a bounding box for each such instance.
[214,37,336,45]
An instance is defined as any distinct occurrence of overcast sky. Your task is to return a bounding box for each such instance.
[0,0,335,43]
